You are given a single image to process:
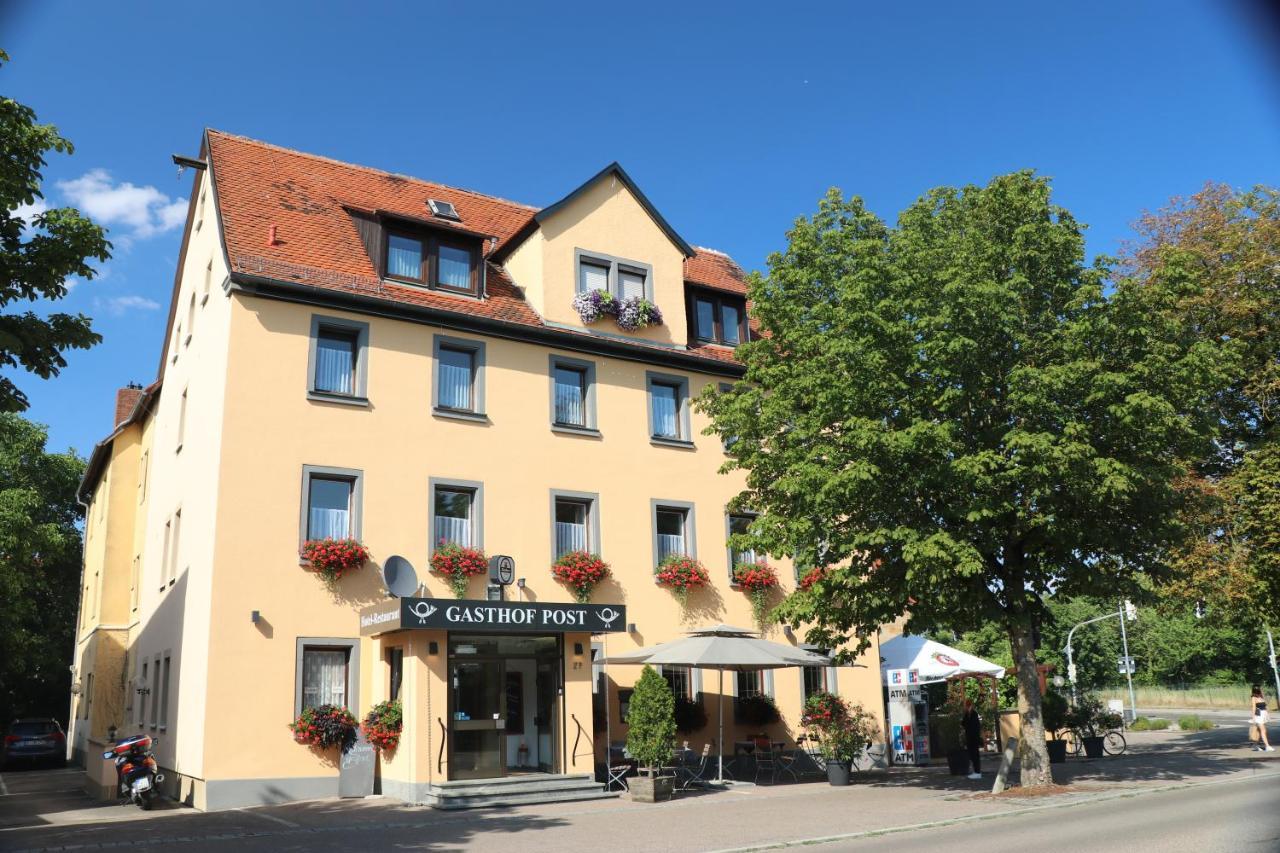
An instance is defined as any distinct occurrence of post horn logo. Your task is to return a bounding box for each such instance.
[409,601,438,625]
[596,607,621,627]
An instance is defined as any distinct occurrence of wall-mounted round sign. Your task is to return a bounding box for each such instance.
[488,554,515,586]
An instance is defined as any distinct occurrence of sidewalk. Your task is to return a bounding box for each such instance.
[3,727,1276,853]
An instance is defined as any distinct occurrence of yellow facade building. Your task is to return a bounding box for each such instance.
[69,131,885,810]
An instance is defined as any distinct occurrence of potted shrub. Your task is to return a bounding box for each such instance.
[430,541,488,598]
[362,700,403,752]
[1065,695,1122,759]
[1042,689,1070,764]
[300,538,370,587]
[289,704,358,753]
[655,555,710,606]
[801,692,879,786]
[626,666,676,802]
[551,551,611,603]
[732,562,780,628]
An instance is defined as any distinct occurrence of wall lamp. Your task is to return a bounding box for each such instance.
[251,610,261,624]
[783,625,795,640]
[574,642,585,656]
[627,623,638,634]
[428,641,439,656]
[516,578,526,589]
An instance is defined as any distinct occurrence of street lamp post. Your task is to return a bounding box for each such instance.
[1118,600,1138,723]
[1064,610,1120,705]
[1267,628,1280,710]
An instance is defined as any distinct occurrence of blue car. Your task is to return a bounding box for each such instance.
[2,719,67,768]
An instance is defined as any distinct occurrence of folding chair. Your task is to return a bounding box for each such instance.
[607,763,632,792]
[753,738,779,784]
[800,734,828,775]
[674,743,712,791]
[775,741,801,782]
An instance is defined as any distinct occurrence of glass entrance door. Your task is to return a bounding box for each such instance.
[450,659,505,780]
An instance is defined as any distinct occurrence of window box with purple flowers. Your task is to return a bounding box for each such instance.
[572,289,663,331]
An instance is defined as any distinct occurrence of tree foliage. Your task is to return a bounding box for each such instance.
[1124,185,1280,620]
[625,665,676,771]
[699,174,1235,785]
[0,413,85,725]
[1,49,109,412]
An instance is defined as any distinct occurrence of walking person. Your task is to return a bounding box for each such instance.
[1250,685,1274,752]
[961,698,983,779]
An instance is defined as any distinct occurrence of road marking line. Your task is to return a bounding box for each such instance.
[0,774,8,795]
[235,808,300,828]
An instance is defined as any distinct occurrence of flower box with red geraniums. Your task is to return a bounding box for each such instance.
[362,700,402,752]
[431,541,488,599]
[289,704,358,753]
[800,691,878,767]
[798,566,828,591]
[655,555,710,606]
[552,551,611,604]
[300,538,370,586]
[732,562,780,627]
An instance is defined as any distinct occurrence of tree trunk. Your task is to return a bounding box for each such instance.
[1009,624,1054,787]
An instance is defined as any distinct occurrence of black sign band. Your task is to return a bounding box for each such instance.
[359,597,626,636]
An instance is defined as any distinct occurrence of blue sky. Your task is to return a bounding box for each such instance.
[4,0,1279,457]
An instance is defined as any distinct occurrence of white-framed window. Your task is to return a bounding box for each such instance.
[295,638,360,716]
[652,500,696,567]
[307,316,370,403]
[663,666,694,701]
[549,354,598,431]
[802,665,827,701]
[303,469,360,541]
[736,670,763,698]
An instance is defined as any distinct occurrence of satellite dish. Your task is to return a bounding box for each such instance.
[382,555,419,598]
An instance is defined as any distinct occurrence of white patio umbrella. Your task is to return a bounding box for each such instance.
[878,633,1006,684]
[600,624,831,784]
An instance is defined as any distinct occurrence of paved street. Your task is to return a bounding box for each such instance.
[2,719,1276,852]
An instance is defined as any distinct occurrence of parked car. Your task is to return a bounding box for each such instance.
[2,719,67,768]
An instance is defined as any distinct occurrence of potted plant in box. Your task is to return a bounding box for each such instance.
[656,555,709,606]
[551,551,611,603]
[289,704,358,753]
[625,666,676,802]
[362,700,403,752]
[1064,695,1122,759]
[300,538,370,588]
[430,541,487,598]
[732,562,780,628]
[801,691,879,786]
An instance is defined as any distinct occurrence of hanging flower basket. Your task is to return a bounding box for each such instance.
[300,538,370,586]
[733,562,780,627]
[656,555,710,606]
[571,289,663,331]
[362,700,403,752]
[431,541,488,598]
[615,296,663,331]
[289,704,358,753]
[552,551,611,603]
[572,288,618,324]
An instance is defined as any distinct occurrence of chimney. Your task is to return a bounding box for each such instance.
[114,384,144,427]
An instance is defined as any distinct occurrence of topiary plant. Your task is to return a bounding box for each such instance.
[626,665,676,773]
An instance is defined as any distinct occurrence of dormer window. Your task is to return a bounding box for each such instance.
[689,288,748,346]
[384,228,481,296]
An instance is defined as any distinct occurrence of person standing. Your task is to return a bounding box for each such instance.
[961,698,983,779]
[1250,685,1274,752]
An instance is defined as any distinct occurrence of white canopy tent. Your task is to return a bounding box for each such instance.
[878,634,1005,684]
[600,624,831,785]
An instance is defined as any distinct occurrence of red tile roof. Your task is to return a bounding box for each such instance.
[206,131,751,366]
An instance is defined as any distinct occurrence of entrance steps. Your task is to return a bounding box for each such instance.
[424,773,618,809]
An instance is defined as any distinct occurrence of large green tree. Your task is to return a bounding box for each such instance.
[1,49,109,412]
[701,174,1234,786]
[0,413,85,725]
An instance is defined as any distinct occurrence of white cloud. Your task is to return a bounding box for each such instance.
[57,169,187,240]
[10,199,49,227]
[100,295,161,316]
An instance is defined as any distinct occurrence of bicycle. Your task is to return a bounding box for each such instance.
[1065,726,1127,757]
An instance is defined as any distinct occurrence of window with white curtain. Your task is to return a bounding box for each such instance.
[656,507,687,562]
[308,476,353,540]
[554,498,590,557]
[802,665,827,701]
[314,328,357,396]
[574,251,652,302]
[387,233,424,281]
[302,647,349,710]
[553,365,587,426]
[437,346,475,411]
[434,487,474,547]
[728,514,758,573]
[436,242,474,292]
[650,382,680,439]
[663,666,693,701]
